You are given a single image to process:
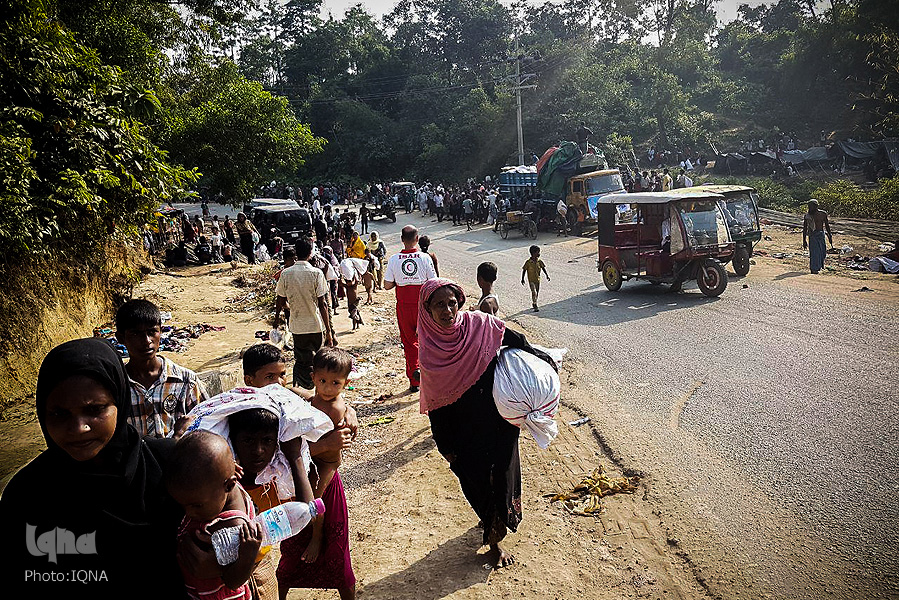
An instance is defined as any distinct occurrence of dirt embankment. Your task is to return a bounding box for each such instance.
[0,242,148,404]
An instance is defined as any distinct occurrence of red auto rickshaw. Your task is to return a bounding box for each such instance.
[596,191,734,297]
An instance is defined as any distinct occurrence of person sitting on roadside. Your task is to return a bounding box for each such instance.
[196,235,213,265]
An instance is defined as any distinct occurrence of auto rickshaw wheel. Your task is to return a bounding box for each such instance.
[527,220,538,239]
[500,224,510,239]
[697,259,728,297]
[390,213,397,223]
[602,261,622,291]
[733,246,751,276]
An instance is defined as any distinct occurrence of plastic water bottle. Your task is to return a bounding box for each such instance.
[210,499,325,565]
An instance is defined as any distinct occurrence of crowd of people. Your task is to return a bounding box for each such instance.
[619,166,693,193]
[9,179,569,599]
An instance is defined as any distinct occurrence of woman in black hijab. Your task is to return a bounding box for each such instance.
[1,338,185,599]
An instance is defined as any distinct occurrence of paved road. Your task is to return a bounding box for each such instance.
[365,212,899,599]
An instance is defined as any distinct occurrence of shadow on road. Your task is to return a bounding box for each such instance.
[773,271,807,280]
[508,284,721,327]
[433,224,598,256]
[341,425,434,490]
[357,527,489,600]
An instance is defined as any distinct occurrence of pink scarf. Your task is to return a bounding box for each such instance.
[417,278,506,413]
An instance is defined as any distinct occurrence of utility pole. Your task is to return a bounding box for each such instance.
[512,34,537,166]
[515,36,524,167]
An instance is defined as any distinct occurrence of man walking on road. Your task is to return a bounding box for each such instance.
[557,199,568,236]
[802,199,833,274]
[384,226,437,392]
[274,237,334,388]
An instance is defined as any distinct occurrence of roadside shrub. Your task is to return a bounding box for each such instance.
[702,174,899,220]
[813,176,899,221]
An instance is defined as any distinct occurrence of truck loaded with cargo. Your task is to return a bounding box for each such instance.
[536,141,626,234]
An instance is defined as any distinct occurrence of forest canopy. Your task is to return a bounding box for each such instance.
[1,0,897,255]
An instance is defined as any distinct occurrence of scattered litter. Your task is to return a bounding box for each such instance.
[373,317,386,322]
[94,326,128,358]
[742,284,748,289]
[371,307,387,313]
[362,439,382,445]
[567,259,578,263]
[96,320,223,355]
[869,256,899,273]
[569,417,590,427]
[771,252,793,259]
[374,393,393,402]
[483,563,493,571]
[384,372,397,378]
[255,330,270,340]
[159,311,172,322]
[269,329,284,346]
[879,243,895,253]
[348,361,372,381]
[852,286,873,292]
[546,466,640,515]
[840,244,854,254]
[532,345,568,366]
[351,400,374,405]
[366,416,396,426]
[764,236,772,241]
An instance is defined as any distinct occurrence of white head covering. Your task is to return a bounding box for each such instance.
[184,384,333,500]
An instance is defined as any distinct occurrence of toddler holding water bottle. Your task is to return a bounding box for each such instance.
[167,430,263,600]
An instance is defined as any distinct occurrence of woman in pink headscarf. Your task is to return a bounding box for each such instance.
[417,278,556,569]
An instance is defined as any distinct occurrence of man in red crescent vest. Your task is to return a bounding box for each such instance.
[384,225,437,392]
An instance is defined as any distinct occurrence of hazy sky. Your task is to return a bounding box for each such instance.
[320,0,776,24]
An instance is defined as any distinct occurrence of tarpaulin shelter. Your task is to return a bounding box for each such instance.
[834,140,899,171]
[537,141,584,199]
[748,150,779,165]
[712,153,748,175]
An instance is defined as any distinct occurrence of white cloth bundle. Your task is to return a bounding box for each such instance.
[339,257,369,283]
[184,384,333,500]
[493,348,561,449]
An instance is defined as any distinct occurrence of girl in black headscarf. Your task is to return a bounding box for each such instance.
[1,338,185,599]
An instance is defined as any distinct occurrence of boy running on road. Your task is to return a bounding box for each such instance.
[521,245,550,312]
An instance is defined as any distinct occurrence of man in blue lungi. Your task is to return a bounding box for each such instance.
[802,199,833,274]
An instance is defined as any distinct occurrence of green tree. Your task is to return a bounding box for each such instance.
[163,60,324,202]
[0,0,198,257]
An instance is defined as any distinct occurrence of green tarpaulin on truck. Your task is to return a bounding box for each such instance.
[537,141,583,198]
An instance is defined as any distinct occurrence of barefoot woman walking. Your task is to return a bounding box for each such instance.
[417,278,556,568]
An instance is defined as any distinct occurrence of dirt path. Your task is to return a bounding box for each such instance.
[0,261,711,599]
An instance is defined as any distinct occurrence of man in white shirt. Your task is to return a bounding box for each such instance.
[384,226,437,391]
[557,199,568,236]
[434,192,445,222]
[274,237,334,388]
[682,171,693,187]
[312,196,321,216]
